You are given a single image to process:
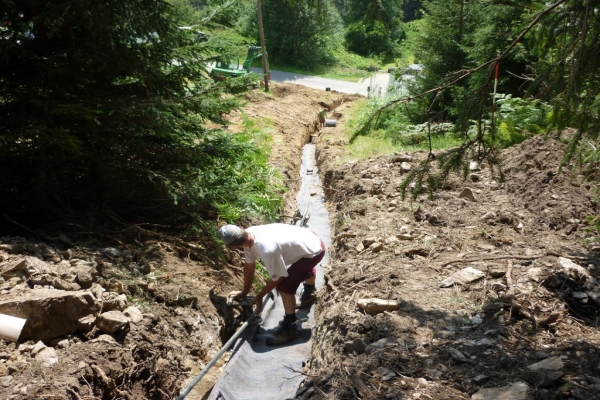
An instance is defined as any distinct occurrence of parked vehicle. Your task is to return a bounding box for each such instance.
[210,46,262,81]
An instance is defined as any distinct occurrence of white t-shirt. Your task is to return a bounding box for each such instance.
[244,224,323,281]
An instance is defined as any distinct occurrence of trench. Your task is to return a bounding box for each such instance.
[184,114,334,399]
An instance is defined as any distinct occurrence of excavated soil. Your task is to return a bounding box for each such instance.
[1,83,600,400]
[300,129,600,399]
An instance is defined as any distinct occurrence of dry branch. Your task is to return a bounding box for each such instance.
[440,250,587,268]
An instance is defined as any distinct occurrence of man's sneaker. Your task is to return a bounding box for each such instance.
[297,286,317,309]
[266,321,298,346]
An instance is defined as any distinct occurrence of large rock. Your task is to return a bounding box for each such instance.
[0,289,99,342]
[471,381,532,400]
[0,256,50,279]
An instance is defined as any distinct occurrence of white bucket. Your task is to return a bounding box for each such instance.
[325,119,336,127]
[0,313,27,342]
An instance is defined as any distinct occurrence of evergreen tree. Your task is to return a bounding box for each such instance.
[401,0,422,22]
[0,0,268,231]
[256,0,344,69]
[345,0,404,56]
[355,0,600,199]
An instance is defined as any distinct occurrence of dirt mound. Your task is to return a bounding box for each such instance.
[300,129,600,399]
[502,131,595,233]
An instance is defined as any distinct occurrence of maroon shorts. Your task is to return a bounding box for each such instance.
[277,239,326,295]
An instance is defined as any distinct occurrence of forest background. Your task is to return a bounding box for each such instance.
[1,0,599,243]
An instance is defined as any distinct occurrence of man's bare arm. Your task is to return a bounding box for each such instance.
[253,277,284,313]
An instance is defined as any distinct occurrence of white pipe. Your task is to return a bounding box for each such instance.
[0,313,26,342]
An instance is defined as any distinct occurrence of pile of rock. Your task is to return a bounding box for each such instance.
[0,237,147,343]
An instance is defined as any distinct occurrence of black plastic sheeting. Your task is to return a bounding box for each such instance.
[209,294,314,399]
[209,144,331,400]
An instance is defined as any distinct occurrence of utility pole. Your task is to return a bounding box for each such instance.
[257,0,269,91]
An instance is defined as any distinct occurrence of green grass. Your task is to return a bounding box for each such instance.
[337,97,463,162]
[250,47,383,82]
[398,19,423,66]
[345,132,462,161]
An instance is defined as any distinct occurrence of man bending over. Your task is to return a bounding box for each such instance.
[219,223,326,346]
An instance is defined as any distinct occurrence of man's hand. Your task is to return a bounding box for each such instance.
[252,295,263,315]
[229,290,248,299]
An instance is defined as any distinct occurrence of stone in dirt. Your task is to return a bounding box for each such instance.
[0,375,14,387]
[434,329,455,339]
[587,291,600,308]
[557,257,597,284]
[525,356,564,371]
[400,162,412,172]
[448,347,475,365]
[124,306,144,323]
[95,310,129,334]
[365,338,389,354]
[0,288,99,342]
[31,340,46,356]
[440,267,485,287]
[526,267,543,282]
[520,356,564,388]
[459,187,477,202]
[35,347,58,367]
[369,242,384,253]
[357,298,401,315]
[381,368,395,381]
[344,338,370,354]
[471,381,532,400]
[392,153,413,163]
[471,382,531,400]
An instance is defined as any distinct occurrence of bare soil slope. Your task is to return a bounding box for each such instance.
[301,129,600,399]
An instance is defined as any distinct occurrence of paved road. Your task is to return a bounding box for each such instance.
[250,67,392,97]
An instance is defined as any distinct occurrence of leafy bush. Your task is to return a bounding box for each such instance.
[494,94,550,147]
[393,122,455,146]
[331,48,382,71]
[212,118,284,224]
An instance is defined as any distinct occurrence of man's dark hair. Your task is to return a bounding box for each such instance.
[229,231,248,247]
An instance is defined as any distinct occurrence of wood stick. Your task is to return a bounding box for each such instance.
[440,250,587,268]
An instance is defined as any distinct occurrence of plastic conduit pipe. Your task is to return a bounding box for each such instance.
[176,308,257,400]
[0,313,26,342]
